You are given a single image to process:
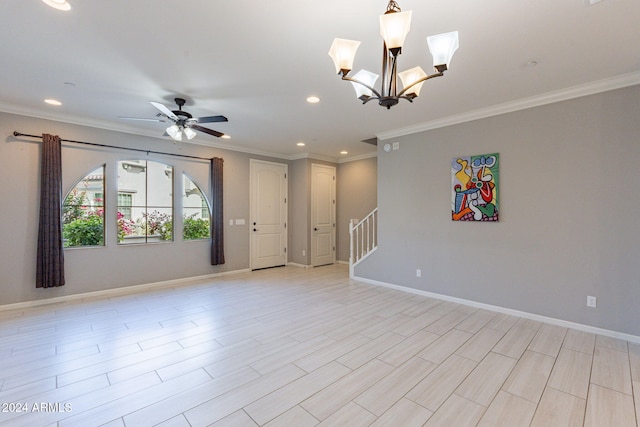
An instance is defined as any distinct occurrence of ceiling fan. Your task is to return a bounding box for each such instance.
[120,97,228,141]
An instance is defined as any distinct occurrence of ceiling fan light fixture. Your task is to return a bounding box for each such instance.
[166,124,182,141]
[183,127,197,140]
[123,98,228,141]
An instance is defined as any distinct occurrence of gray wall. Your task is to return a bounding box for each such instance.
[0,112,280,305]
[289,158,364,266]
[356,85,640,337]
[0,112,377,305]
[288,158,310,265]
[336,156,377,262]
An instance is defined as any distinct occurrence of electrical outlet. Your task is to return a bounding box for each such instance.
[587,296,597,308]
[416,269,422,278]
[302,249,306,257]
[392,142,400,151]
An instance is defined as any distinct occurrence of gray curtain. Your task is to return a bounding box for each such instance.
[36,134,65,288]
[211,157,225,265]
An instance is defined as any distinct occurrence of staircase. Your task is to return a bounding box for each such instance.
[349,208,378,278]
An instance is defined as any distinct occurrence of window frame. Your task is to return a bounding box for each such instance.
[117,159,174,245]
[182,173,212,241]
[62,165,106,248]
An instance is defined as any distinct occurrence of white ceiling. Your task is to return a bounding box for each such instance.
[2,0,640,161]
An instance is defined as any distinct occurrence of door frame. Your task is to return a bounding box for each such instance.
[249,159,288,270]
[311,163,336,267]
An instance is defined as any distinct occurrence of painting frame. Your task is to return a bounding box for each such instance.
[451,153,499,222]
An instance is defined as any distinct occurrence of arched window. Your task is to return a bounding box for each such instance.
[117,160,173,244]
[62,165,105,247]
[183,174,211,240]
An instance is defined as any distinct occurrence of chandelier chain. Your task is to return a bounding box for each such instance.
[386,1,402,13]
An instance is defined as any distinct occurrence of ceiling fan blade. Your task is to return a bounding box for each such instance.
[118,116,166,122]
[190,124,224,138]
[197,115,228,123]
[150,101,178,120]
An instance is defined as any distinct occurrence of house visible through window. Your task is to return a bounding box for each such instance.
[62,165,105,247]
[117,193,133,220]
[117,160,173,244]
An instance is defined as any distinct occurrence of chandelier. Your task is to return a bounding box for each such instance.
[328,0,458,109]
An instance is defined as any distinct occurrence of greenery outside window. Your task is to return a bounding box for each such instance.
[62,165,105,247]
[117,160,173,244]
[183,174,211,240]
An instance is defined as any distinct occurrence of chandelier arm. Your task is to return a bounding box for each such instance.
[340,75,383,100]
[361,97,379,105]
[396,71,444,98]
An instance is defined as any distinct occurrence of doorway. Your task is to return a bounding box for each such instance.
[311,163,336,267]
[250,160,288,270]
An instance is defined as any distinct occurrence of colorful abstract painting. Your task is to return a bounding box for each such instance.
[451,153,499,221]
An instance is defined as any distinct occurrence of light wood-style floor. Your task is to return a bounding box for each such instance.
[0,264,638,427]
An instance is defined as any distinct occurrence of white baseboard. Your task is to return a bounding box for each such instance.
[287,262,311,268]
[288,261,349,268]
[353,275,640,344]
[0,268,251,313]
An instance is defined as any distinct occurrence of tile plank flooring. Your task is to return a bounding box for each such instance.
[0,264,638,426]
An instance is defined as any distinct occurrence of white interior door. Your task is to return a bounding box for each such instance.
[250,160,288,270]
[311,163,336,267]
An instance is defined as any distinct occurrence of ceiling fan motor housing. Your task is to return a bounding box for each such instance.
[172,98,193,119]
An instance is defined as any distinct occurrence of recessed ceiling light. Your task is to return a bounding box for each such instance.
[340,150,348,155]
[44,99,62,106]
[297,142,306,147]
[42,0,71,11]
[221,134,231,139]
[307,96,320,104]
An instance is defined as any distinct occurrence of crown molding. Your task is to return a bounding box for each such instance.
[288,152,341,163]
[0,104,297,160]
[337,151,377,164]
[1,104,379,164]
[377,71,640,141]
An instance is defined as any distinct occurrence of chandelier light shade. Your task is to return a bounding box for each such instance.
[427,31,459,70]
[379,10,412,53]
[329,0,459,109]
[328,39,361,75]
[351,70,380,99]
[398,66,427,97]
[42,0,71,11]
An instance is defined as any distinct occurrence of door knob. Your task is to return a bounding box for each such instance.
[314,227,318,231]
[253,228,258,232]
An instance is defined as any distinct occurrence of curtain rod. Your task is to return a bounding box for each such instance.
[13,131,216,162]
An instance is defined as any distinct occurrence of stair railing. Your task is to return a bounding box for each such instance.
[349,208,378,278]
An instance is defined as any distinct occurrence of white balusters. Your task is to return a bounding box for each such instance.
[349,208,378,278]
